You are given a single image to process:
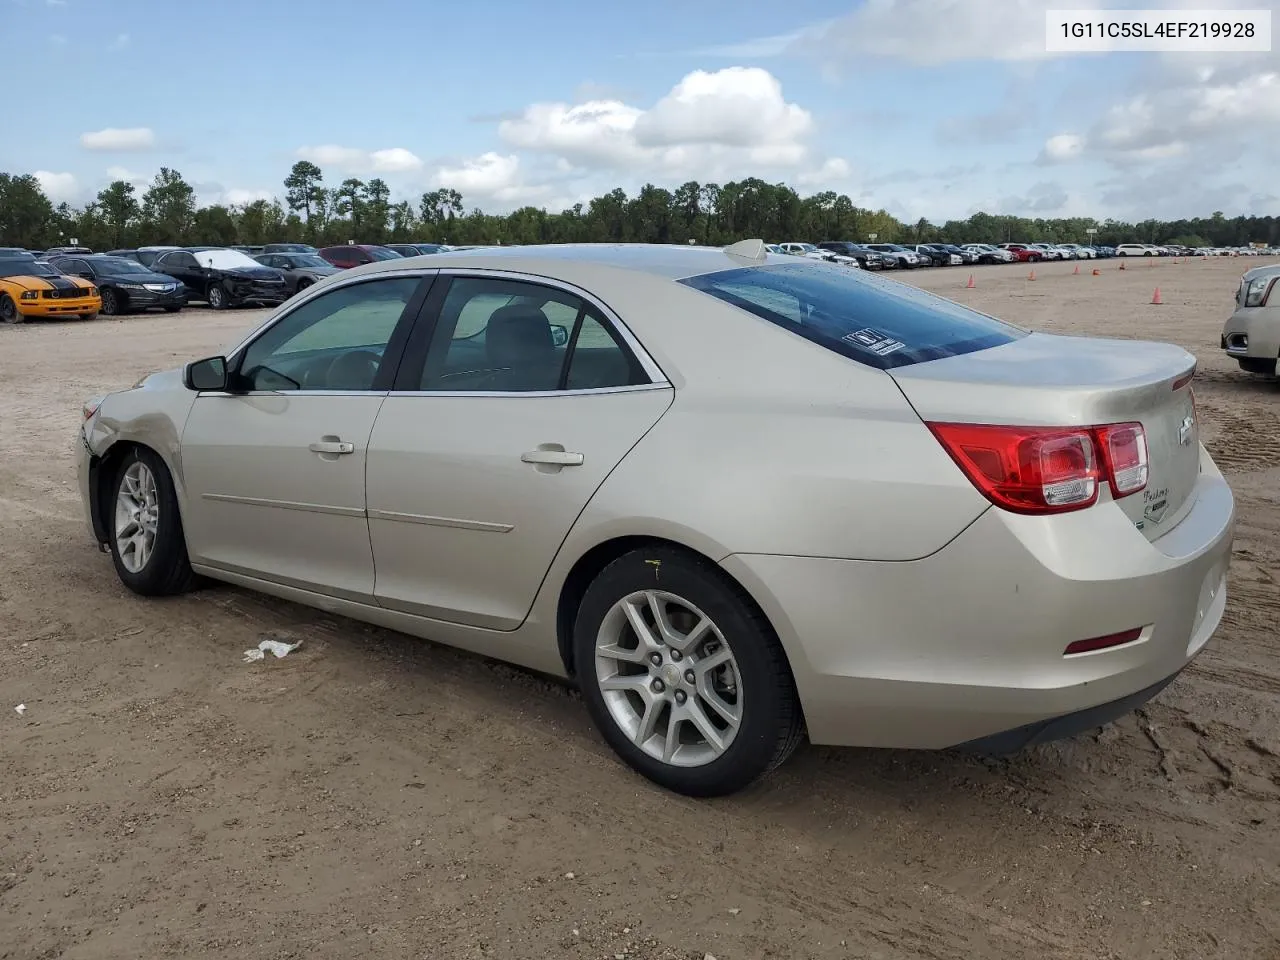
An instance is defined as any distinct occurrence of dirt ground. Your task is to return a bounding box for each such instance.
[2,256,1278,960]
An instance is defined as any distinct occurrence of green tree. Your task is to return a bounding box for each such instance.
[140,167,196,244]
[330,178,366,237]
[362,178,391,242]
[419,188,464,232]
[283,161,326,236]
[0,173,56,248]
[96,180,140,248]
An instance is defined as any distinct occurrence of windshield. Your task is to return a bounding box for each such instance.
[680,261,1026,371]
[368,246,403,261]
[197,249,261,270]
[0,259,55,278]
[91,257,151,274]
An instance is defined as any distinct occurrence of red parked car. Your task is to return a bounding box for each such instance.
[316,244,404,269]
[1000,243,1044,263]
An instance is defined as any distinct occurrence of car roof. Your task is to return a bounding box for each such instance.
[333,242,805,281]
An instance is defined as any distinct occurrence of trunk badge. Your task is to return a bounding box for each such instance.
[1178,415,1194,446]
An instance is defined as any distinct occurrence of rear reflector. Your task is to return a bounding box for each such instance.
[927,420,1149,515]
[1063,628,1143,656]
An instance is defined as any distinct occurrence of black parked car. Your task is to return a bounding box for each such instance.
[912,244,952,267]
[816,241,887,270]
[150,248,288,309]
[49,254,187,315]
[254,252,340,296]
[262,242,318,254]
[935,242,978,265]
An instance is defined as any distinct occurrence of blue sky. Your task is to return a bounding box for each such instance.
[4,0,1278,222]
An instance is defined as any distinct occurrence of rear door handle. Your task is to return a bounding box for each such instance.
[521,449,584,466]
[309,439,354,455]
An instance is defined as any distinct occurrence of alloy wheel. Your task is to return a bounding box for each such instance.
[594,589,743,767]
[114,460,159,574]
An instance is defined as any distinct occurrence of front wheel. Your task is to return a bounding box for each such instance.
[100,288,120,315]
[573,547,805,797]
[207,283,227,309]
[108,447,196,596]
[0,293,23,324]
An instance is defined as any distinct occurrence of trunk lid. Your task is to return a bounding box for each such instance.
[890,332,1200,540]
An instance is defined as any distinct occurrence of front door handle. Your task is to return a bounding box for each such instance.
[309,439,354,455]
[521,449,584,466]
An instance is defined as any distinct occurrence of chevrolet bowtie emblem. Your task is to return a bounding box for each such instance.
[1178,415,1194,446]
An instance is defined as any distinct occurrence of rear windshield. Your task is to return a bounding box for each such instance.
[679,261,1027,371]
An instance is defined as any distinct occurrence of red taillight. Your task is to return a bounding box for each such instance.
[1096,422,1148,497]
[1063,627,1143,656]
[928,420,1148,516]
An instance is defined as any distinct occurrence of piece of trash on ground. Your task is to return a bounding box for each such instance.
[242,639,302,663]
[14,704,26,716]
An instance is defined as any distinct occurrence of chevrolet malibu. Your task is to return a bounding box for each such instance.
[77,241,1234,797]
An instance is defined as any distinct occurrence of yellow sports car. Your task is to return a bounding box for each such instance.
[0,256,101,323]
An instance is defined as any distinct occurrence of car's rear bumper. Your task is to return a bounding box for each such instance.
[1221,305,1280,360]
[720,444,1234,750]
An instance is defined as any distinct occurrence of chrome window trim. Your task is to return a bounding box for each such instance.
[194,383,672,400]
[430,266,670,385]
[223,268,442,359]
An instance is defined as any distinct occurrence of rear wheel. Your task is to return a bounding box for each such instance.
[573,547,805,797]
[108,447,196,596]
[0,294,23,324]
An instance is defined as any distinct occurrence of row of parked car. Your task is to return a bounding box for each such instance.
[770,240,1280,270]
[0,241,467,314]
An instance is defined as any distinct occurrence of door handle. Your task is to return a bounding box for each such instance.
[521,449,584,466]
[309,439,354,455]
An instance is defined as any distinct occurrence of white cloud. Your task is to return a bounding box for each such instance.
[497,67,834,181]
[795,157,852,187]
[105,165,148,185]
[797,0,1102,66]
[295,144,423,174]
[369,147,423,172]
[34,171,78,203]
[223,188,275,206]
[1038,133,1086,164]
[80,127,156,151]
[428,152,557,209]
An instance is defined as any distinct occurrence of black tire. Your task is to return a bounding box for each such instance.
[0,293,23,324]
[573,546,805,797]
[1029,254,1042,262]
[296,278,313,293]
[207,283,227,309]
[100,288,120,315]
[79,312,99,321]
[1144,251,1152,257]
[1238,357,1277,376]
[107,446,196,596]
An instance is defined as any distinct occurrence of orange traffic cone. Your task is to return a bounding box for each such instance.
[1092,268,1100,275]
[966,274,975,288]
[1072,264,1080,275]
[1027,269,1036,281]
[1151,287,1162,304]
[1119,261,1126,270]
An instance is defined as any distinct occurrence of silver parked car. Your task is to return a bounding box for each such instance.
[77,240,1235,797]
[1221,263,1280,376]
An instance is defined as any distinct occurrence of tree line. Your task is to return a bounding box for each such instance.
[2,163,1278,253]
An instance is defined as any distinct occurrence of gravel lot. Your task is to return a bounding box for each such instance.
[2,257,1278,960]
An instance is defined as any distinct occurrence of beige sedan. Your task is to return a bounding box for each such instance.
[78,241,1234,796]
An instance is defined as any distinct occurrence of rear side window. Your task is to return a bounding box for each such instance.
[679,262,1027,370]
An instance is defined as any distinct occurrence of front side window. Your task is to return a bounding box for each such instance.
[680,261,1027,371]
[417,276,646,392]
[237,277,420,391]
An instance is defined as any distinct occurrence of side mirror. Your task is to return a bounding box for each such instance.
[550,324,569,347]
[185,355,228,392]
